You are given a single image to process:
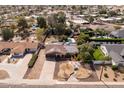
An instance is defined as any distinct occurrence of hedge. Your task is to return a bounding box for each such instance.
[89,38,124,42]
[28,54,38,68]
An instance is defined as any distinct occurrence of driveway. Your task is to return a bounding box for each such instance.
[23,49,45,79]
[0,54,32,80]
[40,60,56,83]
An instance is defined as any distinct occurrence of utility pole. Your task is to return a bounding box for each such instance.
[100,62,104,80]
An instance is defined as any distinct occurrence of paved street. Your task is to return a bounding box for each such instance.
[0,83,124,88]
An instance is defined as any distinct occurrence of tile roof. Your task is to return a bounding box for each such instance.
[110,51,124,64]
[102,44,124,54]
[110,29,124,38]
[45,44,78,55]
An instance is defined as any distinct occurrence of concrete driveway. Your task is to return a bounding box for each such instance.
[0,54,32,80]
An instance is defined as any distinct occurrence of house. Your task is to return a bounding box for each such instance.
[110,29,124,38]
[0,42,38,58]
[101,44,124,66]
[45,43,79,60]
[100,17,122,23]
[71,19,89,24]
[65,38,76,45]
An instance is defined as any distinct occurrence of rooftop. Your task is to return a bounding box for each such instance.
[0,42,38,53]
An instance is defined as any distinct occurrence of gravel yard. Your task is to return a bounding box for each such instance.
[95,65,124,82]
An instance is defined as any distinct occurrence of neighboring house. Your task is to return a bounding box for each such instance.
[100,17,122,23]
[0,42,38,58]
[101,44,124,66]
[65,38,76,45]
[71,19,89,24]
[110,29,124,38]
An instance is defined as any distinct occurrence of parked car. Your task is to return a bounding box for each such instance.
[0,48,11,55]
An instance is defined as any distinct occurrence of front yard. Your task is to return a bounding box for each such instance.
[93,47,105,60]
[95,65,124,82]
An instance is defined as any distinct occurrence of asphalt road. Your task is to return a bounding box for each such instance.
[0,83,124,88]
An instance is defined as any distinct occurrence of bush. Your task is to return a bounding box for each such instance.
[2,28,14,41]
[112,65,118,71]
[113,78,117,82]
[28,54,38,68]
[104,73,109,78]
[59,35,68,42]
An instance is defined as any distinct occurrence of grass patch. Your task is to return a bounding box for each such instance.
[28,54,38,68]
[93,47,105,60]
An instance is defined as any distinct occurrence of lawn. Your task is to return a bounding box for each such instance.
[93,47,105,60]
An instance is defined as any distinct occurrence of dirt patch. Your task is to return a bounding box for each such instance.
[54,62,99,82]
[75,67,91,80]
[0,70,9,79]
[95,65,124,82]
[53,61,67,80]
[0,56,7,63]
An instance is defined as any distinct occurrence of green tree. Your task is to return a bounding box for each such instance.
[58,35,68,42]
[35,28,44,41]
[77,32,89,45]
[77,44,94,62]
[99,9,107,14]
[107,11,118,17]
[17,17,28,31]
[95,28,108,36]
[55,23,66,35]
[2,28,14,41]
[48,12,66,28]
[87,16,94,23]
[84,52,92,61]
[57,12,66,24]
[37,16,46,28]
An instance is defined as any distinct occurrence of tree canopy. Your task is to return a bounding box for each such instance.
[2,28,14,41]
[77,44,94,62]
[77,32,89,45]
[35,28,44,41]
[37,16,46,28]
[17,17,28,30]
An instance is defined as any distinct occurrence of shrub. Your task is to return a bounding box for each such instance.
[90,38,124,41]
[112,65,118,71]
[113,78,117,82]
[28,54,38,68]
[2,28,14,41]
[104,73,109,78]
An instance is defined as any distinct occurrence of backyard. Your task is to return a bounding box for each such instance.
[93,47,105,60]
